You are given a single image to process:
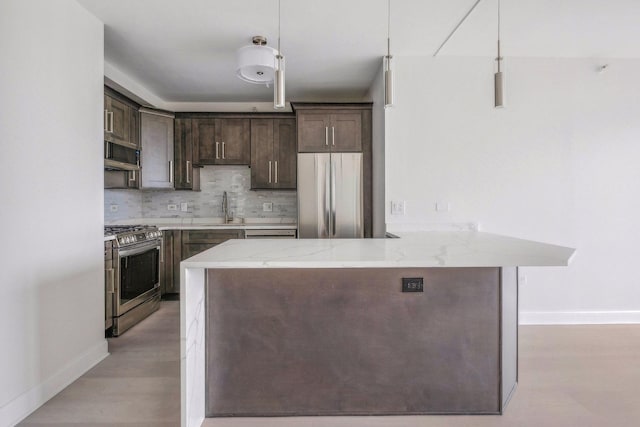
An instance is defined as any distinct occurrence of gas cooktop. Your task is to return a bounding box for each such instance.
[105,225,162,246]
[104,225,150,236]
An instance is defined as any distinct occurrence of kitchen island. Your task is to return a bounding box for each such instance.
[179,232,575,427]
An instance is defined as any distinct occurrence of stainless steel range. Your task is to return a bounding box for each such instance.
[104,225,162,336]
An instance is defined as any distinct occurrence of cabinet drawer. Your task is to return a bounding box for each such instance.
[182,229,244,244]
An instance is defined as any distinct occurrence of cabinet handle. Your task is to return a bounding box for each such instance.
[108,111,114,133]
[128,170,136,182]
[222,142,226,159]
[325,127,329,146]
[275,160,278,184]
[186,161,191,184]
[169,160,174,184]
[332,127,335,146]
[268,161,272,183]
[104,110,108,131]
[216,142,220,159]
[105,142,111,159]
[331,159,336,236]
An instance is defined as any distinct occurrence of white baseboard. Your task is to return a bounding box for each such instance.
[1,339,108,427]
[520,310,640,325]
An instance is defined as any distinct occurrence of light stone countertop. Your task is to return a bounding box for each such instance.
[104,217,298,231]
[179,230,576,427]
[180,231,576,269]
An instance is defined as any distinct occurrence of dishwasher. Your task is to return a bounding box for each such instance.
[244,229,297,239]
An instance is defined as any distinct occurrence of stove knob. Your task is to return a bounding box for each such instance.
[119,237,125,244]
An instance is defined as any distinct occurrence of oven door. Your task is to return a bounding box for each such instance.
[115,240,160,316]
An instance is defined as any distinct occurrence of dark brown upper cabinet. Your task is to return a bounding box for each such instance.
[296,110,362,153]
[104,87,140,189]
[174,118,199,190]
[292,103,373,238]
[192,118,250,165]
[104,90,139,149]
[250,119,296,190]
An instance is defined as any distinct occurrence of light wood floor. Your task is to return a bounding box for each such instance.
[20,301,640,427]
[19,301,181,427]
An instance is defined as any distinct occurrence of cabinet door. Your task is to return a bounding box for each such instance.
[250,119,275,189]
[140,111,174,189]
[175,118,194,190]
[193,118,218,165]
[297,112,331,152]
[106,96,130,144]
[182,243,218,260]
[217,119,250,165]
[330,113,361,152]
[273,119,297,189]
[129,107,140,148]
[161,230,175,294]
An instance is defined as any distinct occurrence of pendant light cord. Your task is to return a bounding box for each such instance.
[496,0,501,72]
[387,0,391,57]
[277,0,281,55]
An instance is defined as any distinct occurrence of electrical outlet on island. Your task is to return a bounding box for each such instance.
[390,201,405,215]
[263,202,273,212]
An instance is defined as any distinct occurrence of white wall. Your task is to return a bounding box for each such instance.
[0,1,106,425]
[386,56,640,324]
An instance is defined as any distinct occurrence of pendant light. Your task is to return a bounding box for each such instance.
[273,0,285,109]
[237,36,277,85]
[494,0,504,108]
[384,0,394,108]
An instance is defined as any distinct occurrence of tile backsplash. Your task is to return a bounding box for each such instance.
[105,166,297,222]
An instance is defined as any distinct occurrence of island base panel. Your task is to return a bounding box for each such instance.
[205,267,505,416]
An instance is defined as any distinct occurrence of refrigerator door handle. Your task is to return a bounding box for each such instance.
[331,158,336,237]
[325,159,331,237]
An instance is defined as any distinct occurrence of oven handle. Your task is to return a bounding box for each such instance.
[117,240,161,258]
[105,268,115,294]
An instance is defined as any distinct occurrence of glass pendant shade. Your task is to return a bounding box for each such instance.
[274,55,285,109]
[494,71,504,108]
[384,55,394,108]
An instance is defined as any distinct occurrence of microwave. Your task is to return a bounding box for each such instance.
[104,140,140,171]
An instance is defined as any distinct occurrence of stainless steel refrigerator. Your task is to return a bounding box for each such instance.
[297,153,363,238]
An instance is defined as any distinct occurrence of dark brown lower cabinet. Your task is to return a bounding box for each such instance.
[161,230,180,294]
[162,229,244,295]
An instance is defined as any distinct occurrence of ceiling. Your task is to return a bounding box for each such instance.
[77,0,640,104]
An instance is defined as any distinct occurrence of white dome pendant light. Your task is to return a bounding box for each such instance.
[273,0,285,109]
[494,0,504,108]
[237,36,277,85]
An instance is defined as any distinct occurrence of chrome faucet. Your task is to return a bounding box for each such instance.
[222,191,232,223]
